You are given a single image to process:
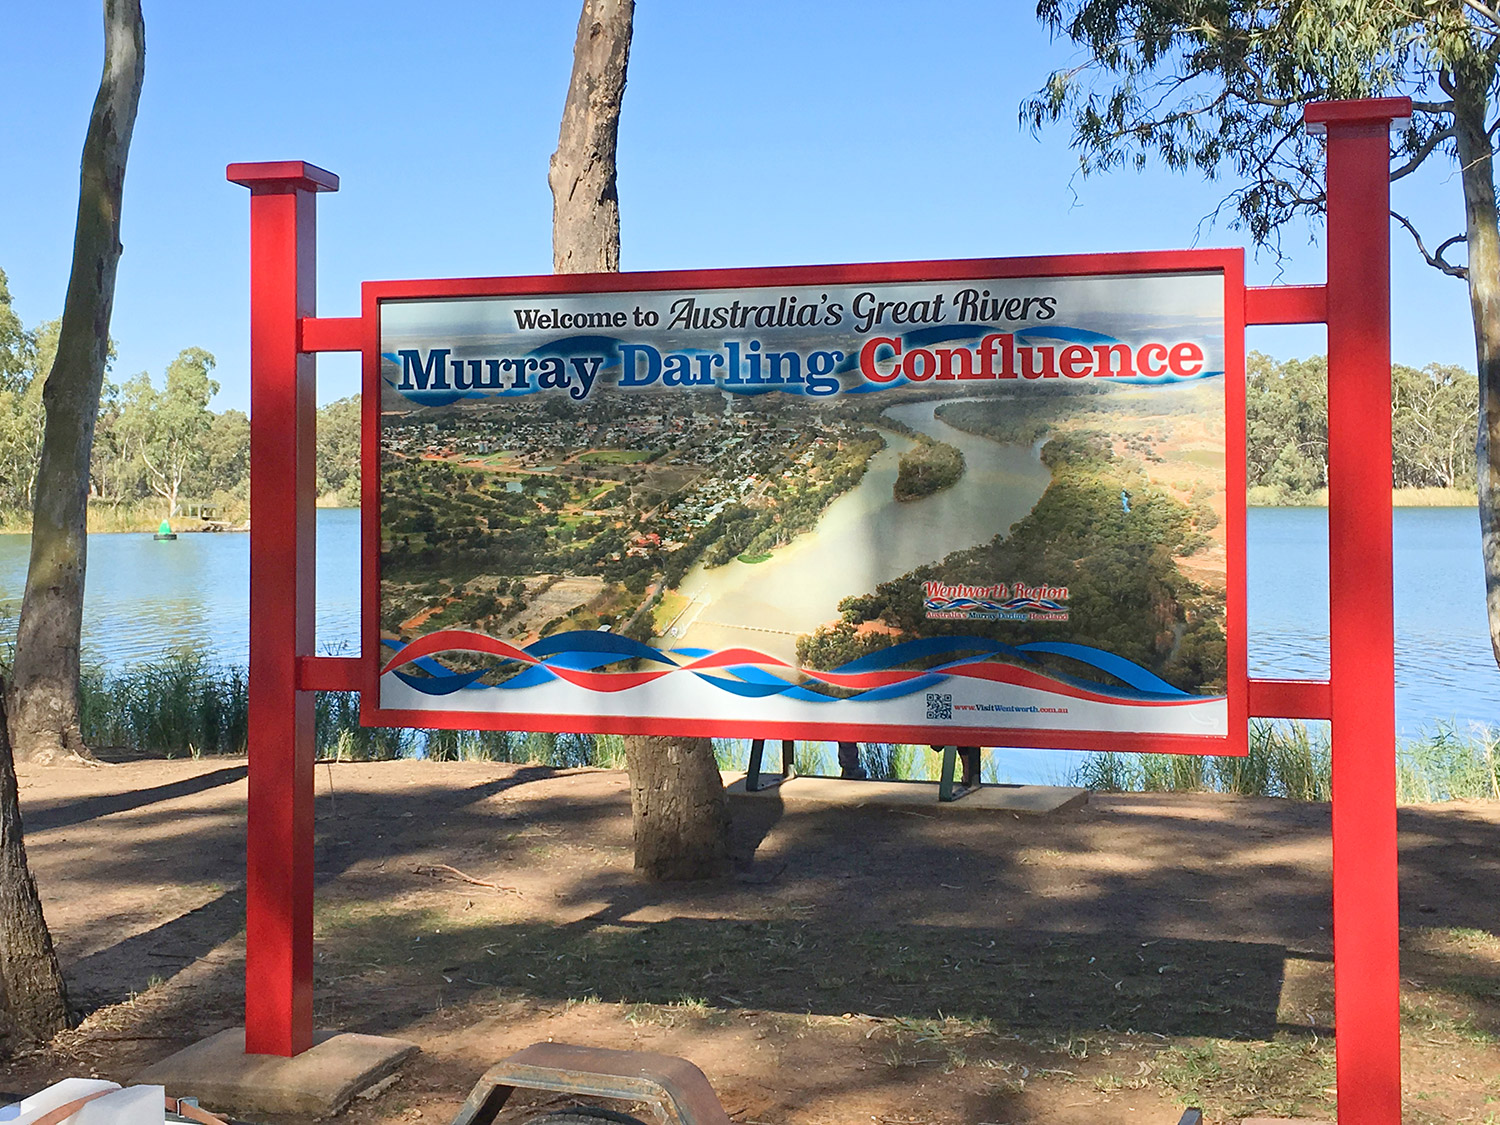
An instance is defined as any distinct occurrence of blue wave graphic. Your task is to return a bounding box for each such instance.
[380,631,1198,704]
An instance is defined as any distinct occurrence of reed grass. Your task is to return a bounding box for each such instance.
[1396,722,1500,802]
[1070,719,1500,803]
[81,650,248,758]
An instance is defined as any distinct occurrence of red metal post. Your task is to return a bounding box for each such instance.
[1305,96,1410,1125]
[227,160,339,1057]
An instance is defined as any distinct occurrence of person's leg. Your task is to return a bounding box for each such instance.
[837,741,867,780]
[958,746,981,789]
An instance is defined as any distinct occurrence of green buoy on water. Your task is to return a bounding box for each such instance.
[154,518,177,542]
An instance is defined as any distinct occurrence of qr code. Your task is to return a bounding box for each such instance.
[926,692,953,721]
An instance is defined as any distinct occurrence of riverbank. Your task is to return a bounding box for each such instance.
[0,497,358,535]
[1248,485,1478,507]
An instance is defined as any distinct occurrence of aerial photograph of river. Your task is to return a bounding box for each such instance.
[661,398,1052,663]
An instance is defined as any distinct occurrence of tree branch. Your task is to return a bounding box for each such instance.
[1391,125,1453,181]
[1391,210,1469,279]
[1460,0,1500,28]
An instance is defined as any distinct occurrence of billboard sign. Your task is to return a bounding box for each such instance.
[363,251,1246,753]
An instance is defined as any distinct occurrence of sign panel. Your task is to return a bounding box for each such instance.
[364,252,1246,753]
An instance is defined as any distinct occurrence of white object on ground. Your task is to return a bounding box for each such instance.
[0,1079,166,1124]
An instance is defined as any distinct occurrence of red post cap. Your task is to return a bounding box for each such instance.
[1304,97,1413,135]
[227,161,339,193]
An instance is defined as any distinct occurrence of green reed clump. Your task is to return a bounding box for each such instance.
[53,651,1500,807]
[1397,722,1500,802]
[793,740,828,776]
[1077,721,1330,798]
[314,690,416,760]
[81,650,248,757]
[1071,750,1143,792]
[1070,719,1500,804]
[1141,751,1207,792]
[860,742,915,780]
[712,738,746,771]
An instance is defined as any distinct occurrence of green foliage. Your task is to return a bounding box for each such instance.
[1245,351,1481,500]
[1026,0,1487,250]
[0,266,363,526]
[1245,352,1329,501]
[0,280,45,513]
[117,348,220,518]
[859,741,916,781]
[316,395,361,503]
[1070,719,1500,804]
[54,652,1500,805]
[1392,360,1478,489]
[893,436,965,501]
[79,650,249,758]
[1397,721,1500,802]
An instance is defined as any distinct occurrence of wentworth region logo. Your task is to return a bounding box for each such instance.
[922,579,1070,623]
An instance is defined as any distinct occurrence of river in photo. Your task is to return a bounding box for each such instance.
[662,398,1054,663]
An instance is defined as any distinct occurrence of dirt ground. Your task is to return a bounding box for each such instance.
[3,758,1499,1125]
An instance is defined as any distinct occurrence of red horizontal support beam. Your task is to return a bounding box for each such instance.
[1245,285,1327,325]
[1247,677,1332,720]
[295,655,364,692]
[299,316,363,353]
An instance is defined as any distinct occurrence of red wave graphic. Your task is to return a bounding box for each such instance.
[382,631,1210,709]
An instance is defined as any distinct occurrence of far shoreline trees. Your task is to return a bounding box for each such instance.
[0,318,1487,536]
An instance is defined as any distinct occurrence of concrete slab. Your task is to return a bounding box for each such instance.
[721,772,1088,815]
[135,1027,417,1118]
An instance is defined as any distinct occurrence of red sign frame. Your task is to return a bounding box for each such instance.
[358,250,1248,756]
[230,96,1411,1125]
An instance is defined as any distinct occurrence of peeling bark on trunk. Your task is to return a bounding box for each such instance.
[549,0,632,275]
[7,0,144,764]
[550,0,730,879]
[624,736,731,880]
[1452,68,1500,667]
[0,679,72,1052]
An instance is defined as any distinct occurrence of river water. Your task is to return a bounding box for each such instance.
[663,399,1053,662]
[2,499,1497,773]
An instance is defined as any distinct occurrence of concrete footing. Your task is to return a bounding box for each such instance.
[135,1027,417,1118]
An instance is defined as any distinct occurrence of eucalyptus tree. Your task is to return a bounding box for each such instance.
[0,276,42,516]
[118,347,219,519]
[0,0,139,1054]
[550,0,731,879]
[9,0,145,763]
[1026,0,1500,663]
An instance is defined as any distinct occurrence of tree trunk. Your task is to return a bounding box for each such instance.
[0,678,72,1053]
[550,0,730,879]
[1451,66,1500,667]
[623,736,730,880]
[7,0,145,764]
[549,0,633,274]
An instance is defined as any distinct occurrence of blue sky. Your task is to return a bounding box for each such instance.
[0,2,1475,411]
